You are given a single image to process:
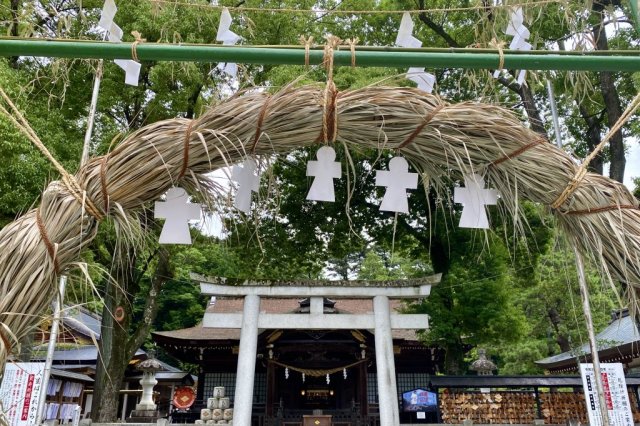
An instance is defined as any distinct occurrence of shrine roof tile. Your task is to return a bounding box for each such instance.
[535,309,640,370]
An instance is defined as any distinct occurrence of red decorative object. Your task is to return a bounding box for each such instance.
[173,386,196,409]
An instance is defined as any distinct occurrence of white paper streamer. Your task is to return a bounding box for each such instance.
[494,7,532,85]
[98,0,117,33]
[100,1,141,86]
[114,59,141,86]
[215,7,241,78]
[306,146,342,202]
[396,12,436,93]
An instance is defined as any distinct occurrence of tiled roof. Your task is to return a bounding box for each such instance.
[51,368,94,383]
[536,310,640,368]
[32,345,146,362]
[62,305,102,339]
[153,298,424,342]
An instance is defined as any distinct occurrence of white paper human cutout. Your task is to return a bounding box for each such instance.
[453,173,499,229]
[215,7,241,78]
[306,146,342,202]
[98,0,117,33]
[396,12,436,93]
[375,156,418,213]
[231,159,261,213]
[155,187,202,244]
[493,7,532,85]
[114,59,141,86]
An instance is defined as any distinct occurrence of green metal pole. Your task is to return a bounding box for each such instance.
[3,39,640,72]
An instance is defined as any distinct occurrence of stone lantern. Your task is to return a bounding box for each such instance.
[470,349,496,376]
[470,349,496,394]
[135,350,162,412]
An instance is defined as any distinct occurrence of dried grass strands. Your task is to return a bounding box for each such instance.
[0,85,639,373]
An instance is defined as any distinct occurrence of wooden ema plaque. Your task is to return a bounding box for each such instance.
[303,414,332,426]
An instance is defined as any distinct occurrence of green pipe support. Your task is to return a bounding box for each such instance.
[2,39,640,72]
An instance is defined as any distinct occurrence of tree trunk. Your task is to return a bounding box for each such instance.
[547,307,571,352]
[593,2,626,183]
[578,105,605,175]
[91,246,172,421]
[92,311,131,421]
[443,341,465,375]
[91,249,138,422]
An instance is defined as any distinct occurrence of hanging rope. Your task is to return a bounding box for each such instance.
[344,37,359,68]
[488,38,506,73]
[131,30,147,62]
[270,358,367,377]
[319,36,341,144]
[299,36,314,69]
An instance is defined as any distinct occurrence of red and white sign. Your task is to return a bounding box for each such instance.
[580,363,634,426]
[0,362,45,426]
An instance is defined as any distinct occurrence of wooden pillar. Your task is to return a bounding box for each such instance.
[534,387,542,419]
[266,360,276,417]
[197,365,206,405]
[359,362,368,418]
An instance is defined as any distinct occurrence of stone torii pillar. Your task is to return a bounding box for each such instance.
[234,294,260,426]
[194,274,441,426]
[374,295,400,425]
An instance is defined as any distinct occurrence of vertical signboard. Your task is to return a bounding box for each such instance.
[580,363,634,426]
[0,362,46,426]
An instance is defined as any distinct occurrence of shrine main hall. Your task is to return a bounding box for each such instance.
[153,275,442,425]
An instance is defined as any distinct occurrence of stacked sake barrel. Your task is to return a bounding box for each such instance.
[196,386,234,425]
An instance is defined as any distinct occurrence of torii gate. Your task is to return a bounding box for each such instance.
[194,274,441,426]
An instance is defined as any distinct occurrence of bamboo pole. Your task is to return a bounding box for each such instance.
[1,39,640,71]
[34,276,67,426]
[574,247,610,426]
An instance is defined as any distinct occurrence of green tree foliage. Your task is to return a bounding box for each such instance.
[357,249,430,280]
[488,238,618,374]
[0,60,84,225]
[152,240,245,332]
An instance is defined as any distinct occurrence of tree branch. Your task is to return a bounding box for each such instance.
[413,0,547,138]
[497,76,547,136]
[416,0,461,48]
